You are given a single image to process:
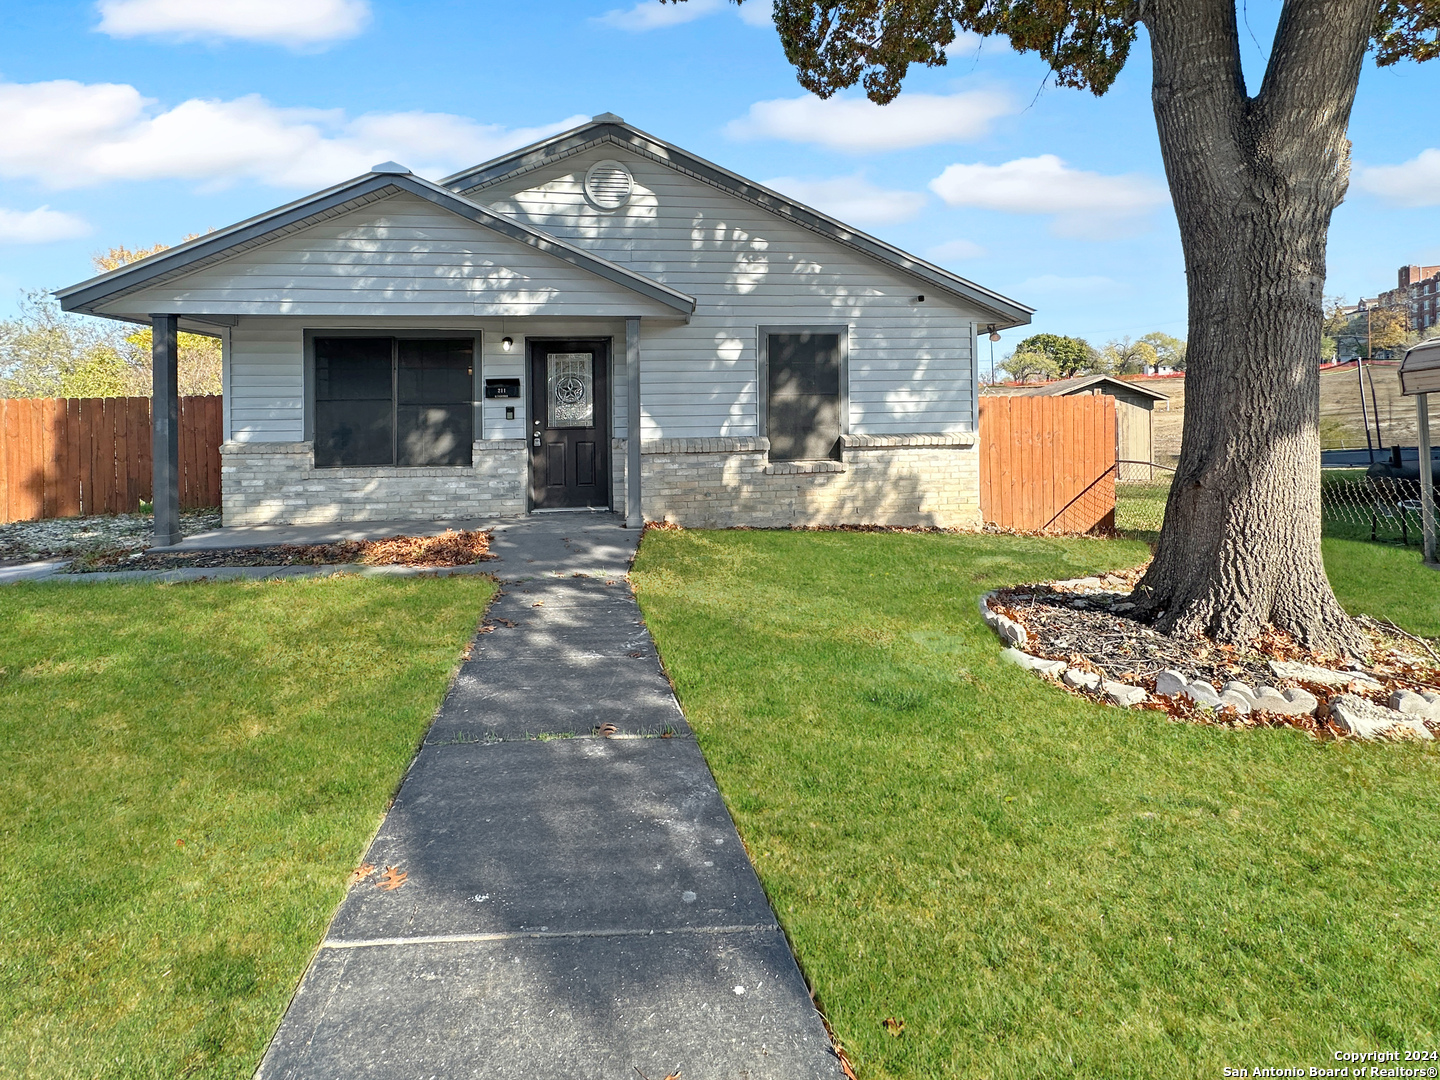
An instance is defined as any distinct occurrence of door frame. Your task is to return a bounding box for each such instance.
[525,337,614,512]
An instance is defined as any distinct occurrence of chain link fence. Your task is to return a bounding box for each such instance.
[1113,463,1431,547]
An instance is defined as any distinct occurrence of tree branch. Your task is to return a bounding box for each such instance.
[1258,0,1379,125]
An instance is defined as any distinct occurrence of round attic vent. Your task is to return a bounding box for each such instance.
[584,159,633,211]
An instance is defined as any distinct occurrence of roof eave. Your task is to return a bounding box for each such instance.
[443,121,1033,328]
[58,170,695,319]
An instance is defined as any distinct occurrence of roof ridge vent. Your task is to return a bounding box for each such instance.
[370,161,412,174]
[592,112,624,124]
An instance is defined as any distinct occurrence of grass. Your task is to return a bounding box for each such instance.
[631,528,1440,1079]
[1323,537,1440,636]
[0,574,494,1079]
[1116,476,1439,637]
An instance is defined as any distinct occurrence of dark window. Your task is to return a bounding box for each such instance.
[766,331,842,461]
[314,336,473,467]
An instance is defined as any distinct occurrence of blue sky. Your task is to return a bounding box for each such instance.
[0,0,1437,356]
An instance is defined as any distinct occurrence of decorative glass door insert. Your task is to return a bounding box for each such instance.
[546,352,594,428]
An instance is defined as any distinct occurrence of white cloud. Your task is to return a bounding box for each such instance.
[761,174,926,225]
[1356,149,1440,207]
[595,0,770,30]
[927,238,987,261]
[0,79,586,190]
[929,154,1168,238]
[727,89,1014,153]
[97,0,370,47]
[0,206,92,244]
[734,1,774,27]
[1016,274,1123,296]
[944,31,984,58]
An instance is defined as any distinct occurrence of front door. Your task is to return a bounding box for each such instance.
[529,340,611,509]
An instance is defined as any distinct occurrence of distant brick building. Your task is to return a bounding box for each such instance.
[1378,263,1440,334]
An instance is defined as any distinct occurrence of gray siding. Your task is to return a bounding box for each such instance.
[478,152,979,439]
[228,315,627,445]
[95,192,677,320]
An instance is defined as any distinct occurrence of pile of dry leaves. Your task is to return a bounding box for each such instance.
[69,528,495,572]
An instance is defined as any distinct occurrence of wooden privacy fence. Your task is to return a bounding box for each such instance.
[978,395,1117,532]
[1,396,222,523]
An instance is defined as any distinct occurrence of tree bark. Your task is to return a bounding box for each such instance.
[1131,0,1378,653]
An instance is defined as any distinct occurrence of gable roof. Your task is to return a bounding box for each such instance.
[1010,375,1170,401]
[442,115,1033,329]
[57,166,696,320]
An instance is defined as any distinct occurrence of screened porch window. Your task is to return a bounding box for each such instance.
[313,337,474,467]
[765,330,843,461]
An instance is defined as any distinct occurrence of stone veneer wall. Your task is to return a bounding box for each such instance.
[220,440,528,525]
[220,434,980,528]
[639,433,981,529]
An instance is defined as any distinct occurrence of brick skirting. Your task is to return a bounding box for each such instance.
[639,433,981,529]
[220,441,528,525]
[220,433,981,529]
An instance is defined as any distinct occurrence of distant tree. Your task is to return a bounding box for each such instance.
[1367,302,1411,357]
[92,241,172,273]
[1000,349,1060,383]
[0,290,148,398]
[1013,333,1095,376]
[89,243,222,396]
[1139,331,1187,371]
[1323,297,1366,360]
[0,241,221,398]
[1097,337,1159,376]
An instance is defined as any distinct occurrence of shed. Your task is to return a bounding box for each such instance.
[1010,375,1169,480]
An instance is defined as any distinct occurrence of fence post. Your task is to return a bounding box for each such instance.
[1419,393,1436,566]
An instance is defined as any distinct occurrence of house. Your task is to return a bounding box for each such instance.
[1001,375,1169,480]
[57,115,1031,542]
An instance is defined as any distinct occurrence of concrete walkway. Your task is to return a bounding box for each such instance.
[255,514,844,1079]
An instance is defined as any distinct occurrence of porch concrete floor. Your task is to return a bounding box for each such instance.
[155,511,642,579]
[253,516,844,1079]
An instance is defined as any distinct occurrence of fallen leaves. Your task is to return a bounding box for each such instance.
[357,530,495,567]
[70,528,496,572]
[882,1016,905,1037]
[596,723,618,738]
[348,864,408,890]
[376,866,408,891]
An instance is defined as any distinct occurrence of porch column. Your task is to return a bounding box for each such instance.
[151,314,181,547]
[1420,392,1436,566]
[626,316,642,528]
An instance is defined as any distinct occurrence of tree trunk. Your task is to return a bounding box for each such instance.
[1131,0,1378,654]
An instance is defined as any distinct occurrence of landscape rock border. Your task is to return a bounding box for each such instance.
[981,577,1440,743]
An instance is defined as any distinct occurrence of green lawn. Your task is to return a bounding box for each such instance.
[631,529,1440,1079]
[0,575,494,1079]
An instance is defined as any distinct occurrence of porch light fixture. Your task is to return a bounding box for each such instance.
[502,336,514,351]
[988,324,1001,342]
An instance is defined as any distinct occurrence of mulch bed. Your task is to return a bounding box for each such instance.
[0,509,223,562]
[66,529,496,573]
[990,564,1440,733]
